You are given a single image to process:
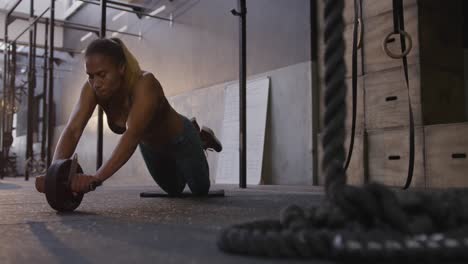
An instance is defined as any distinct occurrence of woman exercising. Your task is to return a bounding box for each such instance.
[35,37,222,196]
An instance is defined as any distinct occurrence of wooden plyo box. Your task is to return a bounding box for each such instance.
[366,126,425,188]
[425,123,468,188]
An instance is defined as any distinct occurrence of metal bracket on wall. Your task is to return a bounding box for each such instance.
[230,8,246,17]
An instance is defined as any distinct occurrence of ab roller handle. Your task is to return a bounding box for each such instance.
[68,153,102,193]
[89,180,102,191]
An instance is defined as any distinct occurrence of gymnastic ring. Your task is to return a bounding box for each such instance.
[382,30,412,59]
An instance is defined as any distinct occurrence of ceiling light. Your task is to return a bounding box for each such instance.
[112,11,126,21]
[80,32,93,42]
[146,5,166,19]
[111,25,127,37]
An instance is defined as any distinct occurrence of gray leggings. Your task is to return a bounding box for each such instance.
[139,115,210,196]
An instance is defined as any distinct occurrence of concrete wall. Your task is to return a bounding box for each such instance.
[11,0,314,186]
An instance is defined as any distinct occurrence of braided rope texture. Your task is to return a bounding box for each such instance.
[322,0,347,200]
[217,184,468,260]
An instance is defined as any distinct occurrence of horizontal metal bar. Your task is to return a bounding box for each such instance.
[3,51,63,61]
[80,0,145,11]
[0,38,81,54]
[107,0,146,10]
[6,64,73,73]
[60,21,140,37]
[112,4,172,22]
[79,0,172,22]
[61,23,99,35]
[9,7,50,45]
[11,12,142,38]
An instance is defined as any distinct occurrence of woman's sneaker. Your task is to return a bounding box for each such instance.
[200,126,222,152]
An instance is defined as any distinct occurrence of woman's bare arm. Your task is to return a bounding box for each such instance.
[94,74,161,182]
[52,82,97,162]
[36,82,97,193]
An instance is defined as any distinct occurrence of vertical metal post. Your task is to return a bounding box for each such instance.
[311,0,319,185]
[233,0,247,188]
[25,0,35,181]
[32,12,38,171]
[10,43,17,126]
[33,22,37,92]
[97,0,106,170]
[2,0,23,179]
[6,43,16,177]
[41,18,49,162]
[33,20,37,87]
[465,1,468,120]
[47,0,55,167]
[1,15,9,179]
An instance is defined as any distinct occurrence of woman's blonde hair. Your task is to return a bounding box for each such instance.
[110,37,141,89]
[85,37,141,88]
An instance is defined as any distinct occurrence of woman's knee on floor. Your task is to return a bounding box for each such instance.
[183,160,210,195]
[189,179,210,196]
[159,180,186,196]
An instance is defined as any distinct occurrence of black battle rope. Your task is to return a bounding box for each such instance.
[217,0,468,261]
[391,0,415,190]
[344,0,362,171]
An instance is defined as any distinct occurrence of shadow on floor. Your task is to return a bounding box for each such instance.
[27,221,94,264]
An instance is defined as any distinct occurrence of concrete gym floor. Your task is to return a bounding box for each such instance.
[0,178,330,264]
